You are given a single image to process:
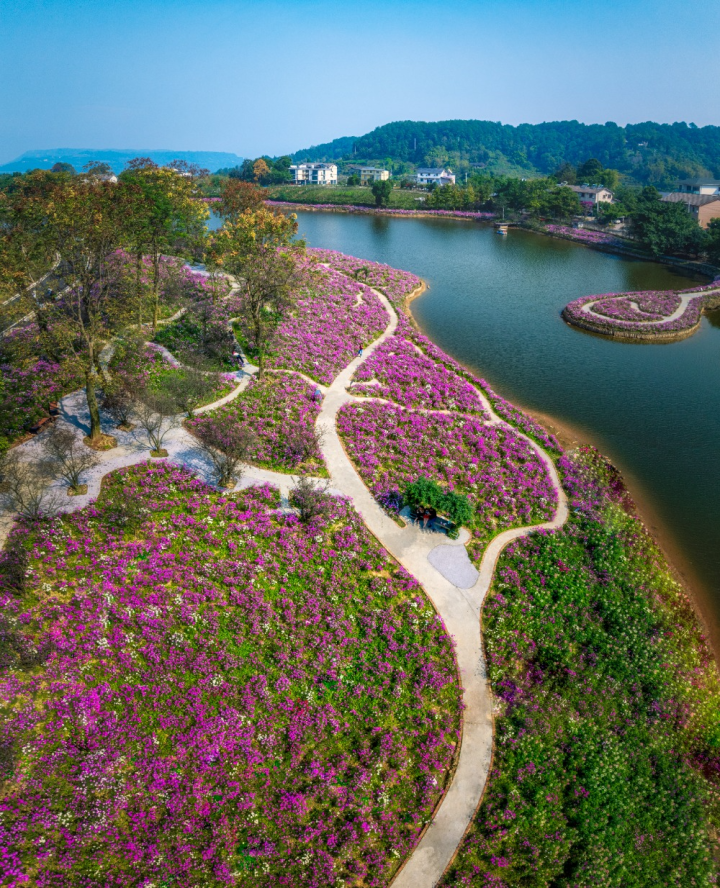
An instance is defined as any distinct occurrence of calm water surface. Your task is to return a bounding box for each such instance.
[295,212,720,645]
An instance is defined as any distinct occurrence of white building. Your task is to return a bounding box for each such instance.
[565,185,614,207]
[416,168,456,187]
[290,162,338,185]
[357,167,390,184]
[677,178,720,196]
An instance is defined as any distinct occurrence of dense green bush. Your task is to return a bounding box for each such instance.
[404,476,474,527]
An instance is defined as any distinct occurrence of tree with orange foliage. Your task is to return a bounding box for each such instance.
[206,207,305,372]
[253,159,271,182]
[215,180,266,222]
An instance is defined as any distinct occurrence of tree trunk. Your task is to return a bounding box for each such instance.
[135,250,144,327]
[152,249,160,331]
[85,368,102,441]
[254,318,264,375]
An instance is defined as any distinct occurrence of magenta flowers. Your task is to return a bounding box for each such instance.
[0,462,461,887]
[337,401,557,560]
[262,263,389,384]
[563,279,720,339]
[189,373,326,474]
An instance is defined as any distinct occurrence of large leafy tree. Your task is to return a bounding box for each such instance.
[540,185,582,219]
[35,176,132,443]
[371,179,393,207]
[214,179,266,222]
[0,170,63,305]
[118,160,209,329]
[631,190,706,256]
[705,218,720,266]
[206,207,304,372]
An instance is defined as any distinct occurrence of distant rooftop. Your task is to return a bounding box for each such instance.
[566,184,612,194]
[416,168,452,175]
[661,192,720,206]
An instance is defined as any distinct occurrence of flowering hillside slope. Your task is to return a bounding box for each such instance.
[189,373,326,475]
[442,447,720,887]
[0,462,461,887]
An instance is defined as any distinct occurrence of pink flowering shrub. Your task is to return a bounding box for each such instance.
[545,224,620,246]
[337,401,557,559]
[591,290,682,320]
[267,201,495,223]
[391,315,561,454]
[0,462,461,886]
[351,334,488,416]
[475,381,562,455]
[308,249,422,304]
[259,264,388,384]
[189,373,326,475]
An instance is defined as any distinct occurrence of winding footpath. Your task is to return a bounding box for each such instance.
[317,283,568,887]
[0,268,569,888]
[564,282,720,341]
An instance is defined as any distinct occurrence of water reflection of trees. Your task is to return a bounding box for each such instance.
[706,309,720,330]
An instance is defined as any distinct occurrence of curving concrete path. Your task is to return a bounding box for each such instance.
[0,364,320,547]
[580,290,708,325]
[316,283,568,887]
[0,265,569,888]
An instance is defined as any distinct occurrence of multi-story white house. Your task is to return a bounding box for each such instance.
[357,167,390,184]
[677,178,720,196]
[290,162,338,185]
[565,185,614,207]
[415,168,456,187]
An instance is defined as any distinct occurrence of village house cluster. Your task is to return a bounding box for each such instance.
[286,162,720,230]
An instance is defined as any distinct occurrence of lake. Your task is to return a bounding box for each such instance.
[294,210,720,649]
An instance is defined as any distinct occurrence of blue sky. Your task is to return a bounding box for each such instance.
[1,0,719,164]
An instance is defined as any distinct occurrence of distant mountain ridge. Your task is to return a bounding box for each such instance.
[0,148,244,174]
[290,119,720,187]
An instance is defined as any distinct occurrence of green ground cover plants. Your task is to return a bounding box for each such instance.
[0,461,462,886]
[442,447,720,888]
[266,185,423,210]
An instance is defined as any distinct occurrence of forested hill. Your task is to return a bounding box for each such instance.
[291,119,720,187]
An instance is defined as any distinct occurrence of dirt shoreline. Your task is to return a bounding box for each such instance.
[526,405,720,662]
[405,284,720,669]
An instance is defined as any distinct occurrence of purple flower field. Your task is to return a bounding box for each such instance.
[308,249,423,305]
[441,446,720,887]
[337,401,557,559]
[267,201,496,223]
[260,263,389,385]
[563,281,720,336]
[591,290,682,320]
[0,462,461,886]
[189,372,327,475]
[544,224,621,246]
[351,334,488,416]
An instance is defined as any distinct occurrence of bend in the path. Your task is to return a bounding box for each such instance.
[316,279,569,887]
[1,260,570,886]
[0,365,290,550]
[580,290,700,325]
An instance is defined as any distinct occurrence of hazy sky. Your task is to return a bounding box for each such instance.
[1,0,719,164]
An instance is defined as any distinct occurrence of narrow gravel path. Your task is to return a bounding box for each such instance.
[317,283,568,887]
